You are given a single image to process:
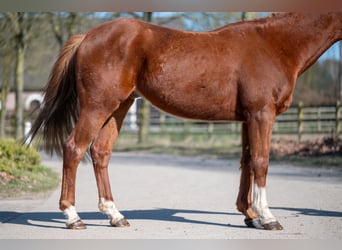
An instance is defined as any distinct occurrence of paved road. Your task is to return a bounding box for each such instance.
[1,152,342,239]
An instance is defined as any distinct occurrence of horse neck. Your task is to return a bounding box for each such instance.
[269,13,342,76]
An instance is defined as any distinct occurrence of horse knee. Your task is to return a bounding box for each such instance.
[236,198,258,220]
[251,156,268,169]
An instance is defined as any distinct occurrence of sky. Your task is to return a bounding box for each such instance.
[320,43,340,61]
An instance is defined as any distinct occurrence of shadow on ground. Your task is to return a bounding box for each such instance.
[0,208,238,229]
[272,206,342,217]
[1,206,341,229]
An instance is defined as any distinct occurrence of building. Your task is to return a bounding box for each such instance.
[0,91,44,113]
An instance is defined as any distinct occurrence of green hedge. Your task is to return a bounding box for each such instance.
[0,139,59,197]
[0,139,41,175]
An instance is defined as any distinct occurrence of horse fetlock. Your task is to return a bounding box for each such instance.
[252,185,277,225]
[235,202,245,214]
[236,199,258,220]
[63,205,82,226]
[98,198,124,222]
[245,207,259,220]
[59,199,73,211]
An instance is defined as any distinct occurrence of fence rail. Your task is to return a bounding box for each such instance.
[122,102,342,140]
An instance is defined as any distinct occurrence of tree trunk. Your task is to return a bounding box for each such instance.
[5,12,27,139]
[241,12,247,21]
[14,43,25,139]
[339,41,342,103]
[49,12,80,50]
[0,53,12,137]
[138,100,150,144]
[67,12,78,36]
[138,12,152,144]
[241,12,256,21]
[48,12,64,48]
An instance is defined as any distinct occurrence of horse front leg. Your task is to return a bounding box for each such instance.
[245,107,283,230]
[91,98,134,227]
[236,123,262,229]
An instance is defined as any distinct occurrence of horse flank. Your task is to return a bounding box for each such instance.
[27,34,86,156]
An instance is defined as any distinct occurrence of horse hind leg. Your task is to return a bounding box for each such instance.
[60,128,90,229]
[90,98,134,227]
[60,100,124,229]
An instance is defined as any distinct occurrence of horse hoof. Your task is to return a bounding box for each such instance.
[66,219,87,229]
[244,218,263,229]
[110,218,130,227]
[262,221,284,230]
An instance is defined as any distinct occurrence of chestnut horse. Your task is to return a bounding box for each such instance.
[27,13,342,230]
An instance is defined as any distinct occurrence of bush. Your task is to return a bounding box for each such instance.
[0,139,41,175]
[0,139,59,197]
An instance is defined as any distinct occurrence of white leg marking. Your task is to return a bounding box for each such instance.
[98,198,124,223]
[252,184,276,225]
[63,205,81,225]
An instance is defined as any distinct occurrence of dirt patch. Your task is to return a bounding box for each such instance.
[270,136,342,157]
[0,171,15,185]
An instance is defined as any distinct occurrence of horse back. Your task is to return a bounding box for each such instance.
[77,18,295,121]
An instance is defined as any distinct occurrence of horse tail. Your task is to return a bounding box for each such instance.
[26,34,86,156]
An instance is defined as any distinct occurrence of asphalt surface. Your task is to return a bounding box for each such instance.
[1,152,342,239]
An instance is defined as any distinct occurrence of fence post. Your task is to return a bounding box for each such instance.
[182,120,191,138]
[208,122,214,140]
[297,102,303,141]
[159,113,166,134]
[336,101,341,135]
[317,107,321,132]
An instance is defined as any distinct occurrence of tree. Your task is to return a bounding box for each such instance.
[294,59,340,105]
[339,41,342,102]
[0,54,12,137]
[48,12,82,49]
[0,16,13,137]
[241,12,256,21]
[3,12,38,139]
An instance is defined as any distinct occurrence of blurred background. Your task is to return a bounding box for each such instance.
[0,12,341,163]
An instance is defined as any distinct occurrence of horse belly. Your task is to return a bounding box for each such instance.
[138,67,240,121]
